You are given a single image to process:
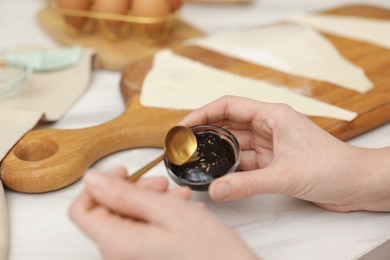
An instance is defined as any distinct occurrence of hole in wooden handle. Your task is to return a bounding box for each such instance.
[14,139,59,161]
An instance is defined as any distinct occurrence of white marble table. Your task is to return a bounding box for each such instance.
[1,0,390,259]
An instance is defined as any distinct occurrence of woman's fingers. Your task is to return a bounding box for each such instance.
[69,190,112,239]
[69,172,192,246]
[239,150,259,170]
[208,167,285,201]
[179,96,267,127]
[89,168,170,193]
[82,171,183,226]
[166,186,192,201]
[135,176,169,192]
[312,202,355,213]
[69,190,140,247]
[239,149,274,170]
[105,166,127,178]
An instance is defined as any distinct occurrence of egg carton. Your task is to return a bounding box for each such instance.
[48,0,179,45]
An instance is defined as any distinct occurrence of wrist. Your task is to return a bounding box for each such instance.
[354,146,390,211]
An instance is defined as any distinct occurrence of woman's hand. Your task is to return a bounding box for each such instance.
[69,167,257,260]
[180,96,390,212]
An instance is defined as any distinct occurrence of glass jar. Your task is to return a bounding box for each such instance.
[0,50,31,100]
[164,125,241,191]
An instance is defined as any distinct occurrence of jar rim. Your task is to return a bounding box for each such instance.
[164,125,241,191]
[0,50,32,100]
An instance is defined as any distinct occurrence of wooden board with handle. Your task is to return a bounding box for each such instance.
[1,4,389,193]
[0,81,190,193]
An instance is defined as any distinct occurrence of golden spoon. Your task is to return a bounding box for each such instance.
[87,126,197,210]
[127,125,197,181]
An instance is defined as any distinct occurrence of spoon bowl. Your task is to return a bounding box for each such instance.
[127,125,197,181]
[164,125,197,166]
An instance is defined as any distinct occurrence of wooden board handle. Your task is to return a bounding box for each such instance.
[0,96,189,193]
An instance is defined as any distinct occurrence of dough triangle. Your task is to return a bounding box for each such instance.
[187,24,373,93]
[141,50,357,121]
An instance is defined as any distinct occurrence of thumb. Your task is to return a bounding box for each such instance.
[209,168,283,201]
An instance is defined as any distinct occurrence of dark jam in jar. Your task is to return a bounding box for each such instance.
[167,130,236,184]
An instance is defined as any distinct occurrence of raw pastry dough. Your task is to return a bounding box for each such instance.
[287,14,390,50]
[186,24,373,93]
[141,50,357,121]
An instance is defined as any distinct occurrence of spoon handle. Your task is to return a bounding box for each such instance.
[127,153,165,182]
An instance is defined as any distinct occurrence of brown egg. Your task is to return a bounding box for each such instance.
[167,0,183,12]
[131,0,171,34]
[95,0,130,32]
[57,0,93,30]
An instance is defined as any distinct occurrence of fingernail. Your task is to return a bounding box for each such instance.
[84,171,107,188]
[212,182,231,201]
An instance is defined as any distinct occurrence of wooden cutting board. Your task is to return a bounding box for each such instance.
[1,4,389,193]
[37,7,204,71]
[121,4,390,140]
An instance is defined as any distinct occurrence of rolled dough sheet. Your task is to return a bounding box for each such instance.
[186,24,373,93]
[0,181,8,260]
[141,50,357,121]
[286,14,390,50]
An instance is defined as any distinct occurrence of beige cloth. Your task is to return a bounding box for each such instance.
[0,48,96,122]
[0,48,96,161]
[0,47,97,260]
[0,182,8,260]
[0,109,43,160]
